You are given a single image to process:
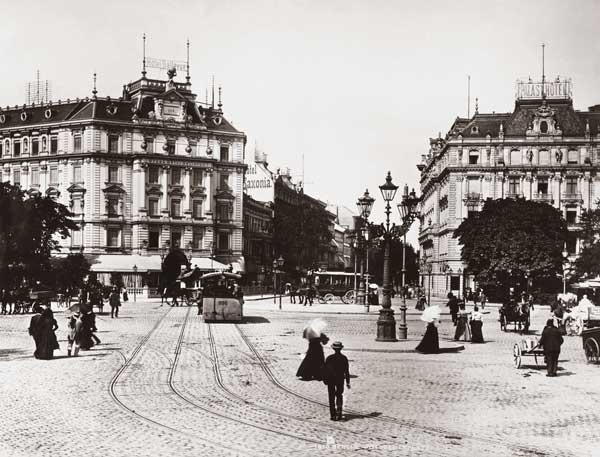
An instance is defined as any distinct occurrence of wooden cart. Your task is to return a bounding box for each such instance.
[582,327,600,363]
[513,338,545,368]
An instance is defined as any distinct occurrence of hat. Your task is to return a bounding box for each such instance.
[331,341,344,350]
[546,319,555,327]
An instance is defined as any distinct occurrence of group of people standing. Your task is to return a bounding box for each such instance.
[446,293,485,343]
[28,305,100,359]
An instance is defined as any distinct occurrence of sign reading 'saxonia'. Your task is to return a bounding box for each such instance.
[516,79,572,100]
[244,162,274,202]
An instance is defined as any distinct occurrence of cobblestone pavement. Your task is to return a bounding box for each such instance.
[0,299,599,456]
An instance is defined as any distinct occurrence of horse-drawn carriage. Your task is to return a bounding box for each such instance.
[499,300,531,333]
[313,271,361,304]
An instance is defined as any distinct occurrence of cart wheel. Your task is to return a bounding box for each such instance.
[342,290,355,304]
[324,293,335,304]
[584,338,600,363]
[513,344,522,368]
[317,295,327,304]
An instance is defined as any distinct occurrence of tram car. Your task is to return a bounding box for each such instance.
[201,272,244,322]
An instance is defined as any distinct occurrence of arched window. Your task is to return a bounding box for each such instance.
[510,149,521,165]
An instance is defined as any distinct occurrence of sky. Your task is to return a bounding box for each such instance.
[2,0,600,247]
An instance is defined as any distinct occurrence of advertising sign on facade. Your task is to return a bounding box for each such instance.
[244,159,274,203]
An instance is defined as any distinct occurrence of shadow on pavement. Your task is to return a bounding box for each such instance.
[341,411,382,422]
[241,316,270,324]
[0,348,29,358]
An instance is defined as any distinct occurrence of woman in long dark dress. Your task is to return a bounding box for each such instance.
[415,322,439,354]
[37,308,59,360]
[454,302,471,341]
[296,333,329,380]
[470,306,484,343]
[79,311,95,350]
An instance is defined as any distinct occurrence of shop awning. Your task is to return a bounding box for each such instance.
[88,254,228,273]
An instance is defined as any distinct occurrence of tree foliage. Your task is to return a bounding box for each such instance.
[0,182,78,290]
[453,198,568,292]
[367,238,419,288]
[49,254,91,298]
[273,197,333,271]
[574,202,600,279]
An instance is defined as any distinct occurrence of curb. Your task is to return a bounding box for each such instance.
[344,344,465,354]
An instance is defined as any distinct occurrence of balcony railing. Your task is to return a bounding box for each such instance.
[561,192,582,202]
[506,192,524,199]
[532,192,553,203]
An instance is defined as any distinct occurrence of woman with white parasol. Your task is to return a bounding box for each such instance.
[296,318,329,381]
[415,305,441,354]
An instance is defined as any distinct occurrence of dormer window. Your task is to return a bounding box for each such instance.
[471,126,479,134]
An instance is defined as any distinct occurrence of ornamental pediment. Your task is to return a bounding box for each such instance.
[67,184,86,194]
[146,184,163,195]
[215,189,235,200]
[103,184,125,194]
[191,186,207,197]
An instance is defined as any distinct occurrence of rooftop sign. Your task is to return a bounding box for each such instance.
[516,78,572,100]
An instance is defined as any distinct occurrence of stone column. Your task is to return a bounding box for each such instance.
[204,168,213,215]
[161,165,170,213]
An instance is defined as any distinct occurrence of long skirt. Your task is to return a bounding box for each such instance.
[296,338,325,380]
[470,320,484,343]
[454,317,471,341]
[415,323,439,354]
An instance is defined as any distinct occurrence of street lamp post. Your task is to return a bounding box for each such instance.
[132,264,138,302]
[356,189,375,310]
[426,261,433,305]
[278,255,285,309]
[562,248,569,294]
[373,172,420,341]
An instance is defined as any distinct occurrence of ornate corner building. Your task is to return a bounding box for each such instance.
[418,77,600,298]
[0,69,246,274]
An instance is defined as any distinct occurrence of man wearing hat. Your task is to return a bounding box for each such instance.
[323,341,350,421]
[539,319,564,377]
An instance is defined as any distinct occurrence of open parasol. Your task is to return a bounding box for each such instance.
[302,317,328,339]
[420,305,441,323]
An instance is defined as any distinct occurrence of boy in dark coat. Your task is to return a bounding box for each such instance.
[539,319,564,377]
[323,341,350,421]
[446,293,459,325]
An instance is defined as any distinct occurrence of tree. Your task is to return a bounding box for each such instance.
[368,238,419,289]
[0,182,78,291]
[574,202,600,279]
[273,197,333,271]
[453,198,568,299]
[50,254,91,301]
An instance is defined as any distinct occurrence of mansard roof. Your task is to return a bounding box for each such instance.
[0,78,242,134]
[450,98,600,139]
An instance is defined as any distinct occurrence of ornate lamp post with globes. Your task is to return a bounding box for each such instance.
[372,172,420,341]
[355,189,375,309]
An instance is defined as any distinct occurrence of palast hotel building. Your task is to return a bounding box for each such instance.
[0,66,246,295]
[418,77,600,298]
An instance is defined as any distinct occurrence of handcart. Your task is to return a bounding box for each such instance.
[513,338,545,368]
[582,326,600,363]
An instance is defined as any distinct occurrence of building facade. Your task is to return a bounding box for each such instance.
[418,77,600,298]
[0,68,246,289]
[242,193,273,283]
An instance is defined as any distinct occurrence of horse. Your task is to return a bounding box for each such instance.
[499,300,530,333]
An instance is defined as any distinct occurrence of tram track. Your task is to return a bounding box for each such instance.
[235,324,549,457]
[167,314,325,447]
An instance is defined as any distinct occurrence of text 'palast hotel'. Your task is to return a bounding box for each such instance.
[418,76,600,298]
[0,49,246,288]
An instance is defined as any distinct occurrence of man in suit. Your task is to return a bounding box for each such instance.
[323,341,350,421]
[539,319,564,377]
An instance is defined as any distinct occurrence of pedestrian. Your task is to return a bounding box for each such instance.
[289,283,297,304]
[36,308,59,360]
[323,341,350,421]
[28,306,44,358]
[446,292,459,325]
[454,302,471,341]
[527,293,535,312]
[197,286,204,316]
[110,287,121,318]
[296,333,329,381]
[368,289,379,309]
[306,285,315,306]
[415,320,439,354]
[79,311,95,350]
[479,291,487,310]
[67,312,83,357]
[470,305,484,343]
[539,318,564,377]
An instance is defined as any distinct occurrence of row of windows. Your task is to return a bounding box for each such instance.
[147,198,204,219]
[145,229,229,251]
[467,149,583,165]
[148,166,230,189]
[464,176,580,195]
[0,134,233,159]
[0,136,59,158]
